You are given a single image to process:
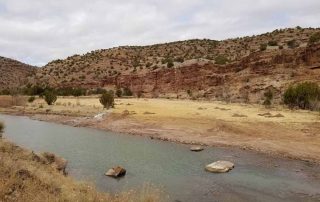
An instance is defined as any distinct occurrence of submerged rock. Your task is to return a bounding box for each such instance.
[105,166,126,178]
[190,146,204,152]
[205,161,234,173]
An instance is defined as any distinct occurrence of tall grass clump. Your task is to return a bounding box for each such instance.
[284,82,320,110]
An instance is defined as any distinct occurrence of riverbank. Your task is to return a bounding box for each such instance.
[1,96,320,164]
[0,137,162,202]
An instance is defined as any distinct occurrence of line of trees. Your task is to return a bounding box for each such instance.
[0,85,134,98]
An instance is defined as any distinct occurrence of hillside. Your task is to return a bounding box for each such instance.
[27,27,320,103]
[2,27,320,103]
[0,57,35,91]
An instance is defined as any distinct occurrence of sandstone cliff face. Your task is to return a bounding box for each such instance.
[101,44,320,103]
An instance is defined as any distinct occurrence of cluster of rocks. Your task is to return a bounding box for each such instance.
[104,145,235,180]
[190,146,235,173]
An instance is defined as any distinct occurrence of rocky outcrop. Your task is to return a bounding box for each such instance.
[205,161,235,173]
[100,44,320,103]
[31,152,68,175]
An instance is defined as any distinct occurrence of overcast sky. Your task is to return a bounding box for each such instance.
[0,0,319,66]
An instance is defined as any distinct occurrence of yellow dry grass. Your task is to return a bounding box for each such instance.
[19,96,319,123]
[113,98,319,123]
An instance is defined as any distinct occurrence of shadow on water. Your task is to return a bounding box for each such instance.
[0,114,319,202]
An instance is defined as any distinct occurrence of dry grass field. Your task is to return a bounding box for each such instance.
[1,96,320,162]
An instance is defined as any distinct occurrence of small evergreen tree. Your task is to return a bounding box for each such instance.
[116,88,122,97]
[99,91,114,109]
[167,61,174,68]
[44,91,57,105]
[123,87,133,96]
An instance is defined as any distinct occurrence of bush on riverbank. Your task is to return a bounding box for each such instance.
[284,82,320,110]
[99,91,114,109]
[44,91,57,105]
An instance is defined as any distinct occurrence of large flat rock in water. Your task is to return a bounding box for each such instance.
[190,146,204,152]
[205,161,234,173]
[105,166,126,178]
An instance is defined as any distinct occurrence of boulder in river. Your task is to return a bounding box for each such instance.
[190,146,204,152]
[105,166,126,178]
[205,161,234,173]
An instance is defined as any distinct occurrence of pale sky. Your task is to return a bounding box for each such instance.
[0,0,319,66]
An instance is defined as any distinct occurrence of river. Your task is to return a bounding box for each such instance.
[0,114,319,202]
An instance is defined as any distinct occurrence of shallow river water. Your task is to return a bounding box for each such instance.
[0,114,319,202]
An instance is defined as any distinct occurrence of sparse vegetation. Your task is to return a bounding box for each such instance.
[268,40,278,46]
[309,32,320,44]
[284,82,320,110]
[123,87,133,96]
[260,44,267,51]
[116,88,123,97]
[215,55,229,65]
[287,40,298,49]
[44,91,57,105]
[28,96,36,103]
[99,91,114,109]
[187,89,192,97]
[167,61,174,68]
[263,89,274,107]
